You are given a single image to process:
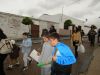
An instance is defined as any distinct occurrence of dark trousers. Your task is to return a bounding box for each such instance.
[98,35,100,43]
[73,41,79,58]
[0,54,8,75]
[90,36,95,46]
[51,62,72,75]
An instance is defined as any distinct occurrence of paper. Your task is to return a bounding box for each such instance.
[30,49,40,62]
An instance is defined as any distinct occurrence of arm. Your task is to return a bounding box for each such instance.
[71,34,74,41]
[79,32,82,44]
[42,43,53,64]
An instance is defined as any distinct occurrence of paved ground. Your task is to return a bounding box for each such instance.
[5,43,42,75]
[86,46,100,75]
[72,37,99,75]
[4,37,100,75]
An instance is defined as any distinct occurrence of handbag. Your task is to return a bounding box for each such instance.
[0,39,13,54]
[77,44,85,53]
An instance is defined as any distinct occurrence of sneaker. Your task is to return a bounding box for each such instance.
[22,66,28,71]
[28,59,32,65]
[14,62,20,67]
[7,65,14,70]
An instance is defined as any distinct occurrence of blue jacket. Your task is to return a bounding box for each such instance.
[22,38,32,53]
[52,42,76,65]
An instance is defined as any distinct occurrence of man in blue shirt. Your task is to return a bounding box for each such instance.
[49,33,76,75]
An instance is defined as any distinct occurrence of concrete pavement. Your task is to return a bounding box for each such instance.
[86,47,100,75]
[5,38,100,75]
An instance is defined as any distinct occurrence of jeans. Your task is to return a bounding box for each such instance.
[22,51,31,67]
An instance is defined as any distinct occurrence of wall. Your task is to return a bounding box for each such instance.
[0,12,29,39]
[59,17,84,29]
[0,12,59,39]
[39,21,59,36]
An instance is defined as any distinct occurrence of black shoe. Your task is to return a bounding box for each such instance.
[28,60,32,65]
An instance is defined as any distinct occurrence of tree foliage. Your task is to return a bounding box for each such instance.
[64,19,73,29]
[22,17,33,25]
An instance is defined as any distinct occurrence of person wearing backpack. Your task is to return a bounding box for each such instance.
[0,28,13,75]
[97,28,100,43]
[88,26,97,46]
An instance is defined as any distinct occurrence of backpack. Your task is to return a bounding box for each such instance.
[11,44,20,53]
[0,39,13,54]
[10,44,20,59]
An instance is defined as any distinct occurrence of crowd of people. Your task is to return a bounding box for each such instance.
[0,24,100,75]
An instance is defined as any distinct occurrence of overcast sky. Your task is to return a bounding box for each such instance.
[0,0,100,25]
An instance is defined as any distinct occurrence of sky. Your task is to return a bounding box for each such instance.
[0,0,100,25]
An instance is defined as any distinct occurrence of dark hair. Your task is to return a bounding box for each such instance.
[77,26,81,32]
[51,25,54,28]
[72,26,77,33]
[42,34,49,38]
[41,29,49,37]
[0,28,7,41]
[49,32,60,40]
[23,32,29,36]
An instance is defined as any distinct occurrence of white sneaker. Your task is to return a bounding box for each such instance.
[15,61,20,67]
[7,65,13,70]
[22,66,28,71]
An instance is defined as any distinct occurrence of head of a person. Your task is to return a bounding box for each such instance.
[91,25,95,30]
[76,25,81,32]
[42,34,49,42]
[0,28,7,41]
[72,26,77,33]
[49,32,60,47]
[41,29,48,36]
[41,30,49,42]
[22,32,29,39]
[50,25,55,29]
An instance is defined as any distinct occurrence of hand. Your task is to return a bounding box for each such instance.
[52,56,56,62]
[45,62,49,65]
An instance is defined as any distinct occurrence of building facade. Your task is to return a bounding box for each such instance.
[0,12,59,39]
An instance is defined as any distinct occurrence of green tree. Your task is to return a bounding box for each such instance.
[22,17,34,34]
[64,19,73,29]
